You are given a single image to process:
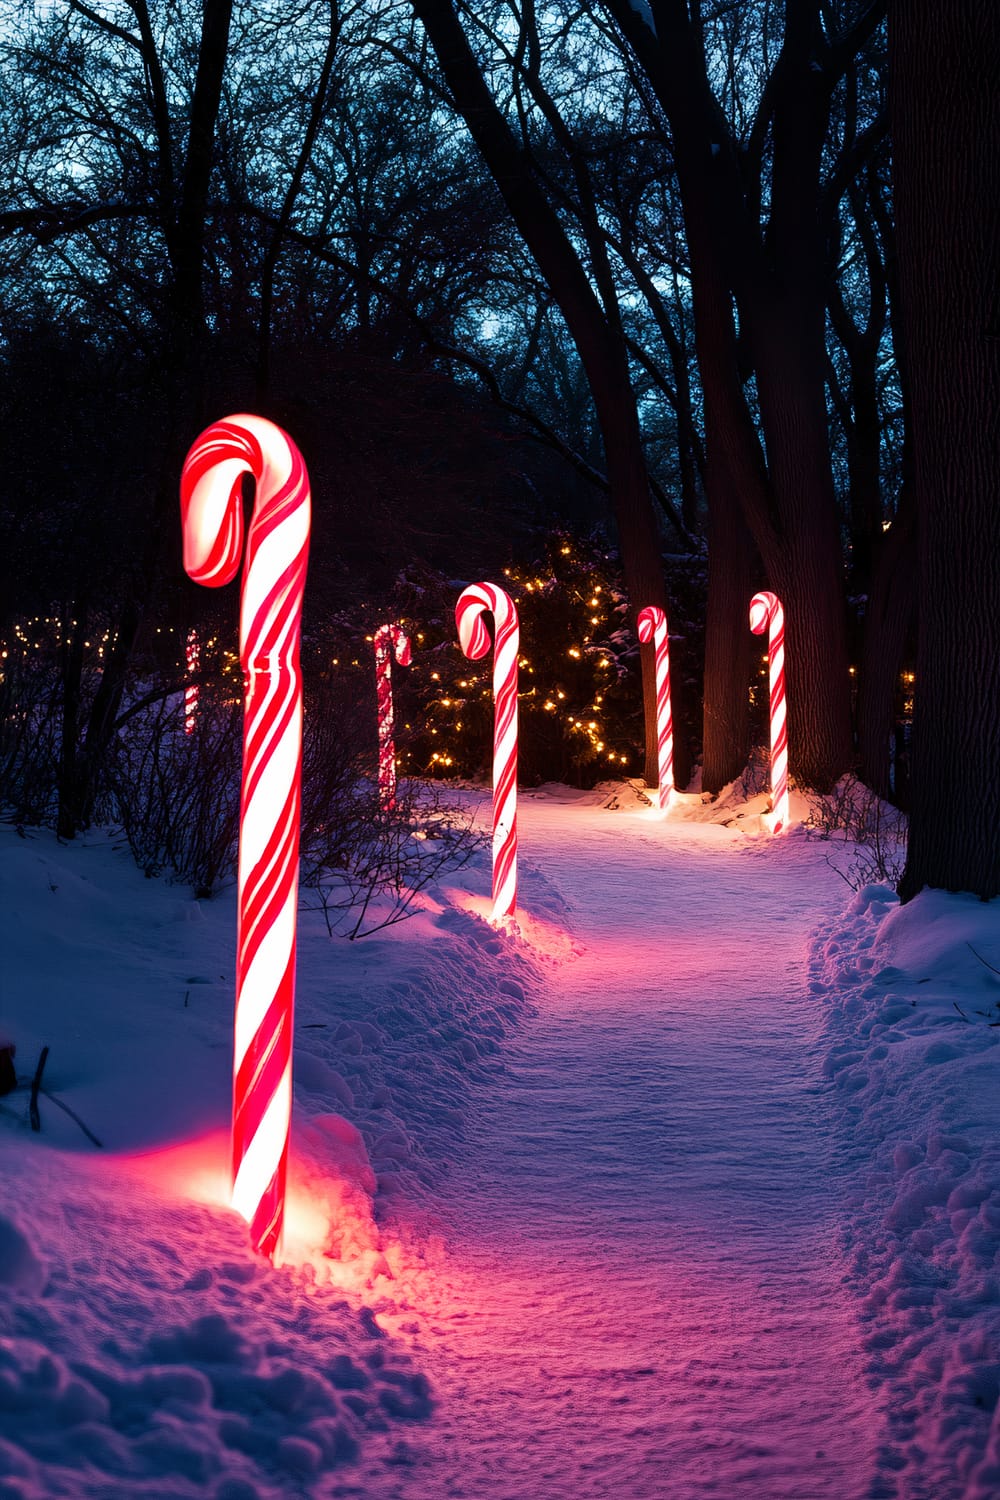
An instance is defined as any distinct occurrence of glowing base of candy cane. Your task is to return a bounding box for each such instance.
[654,785,676,813]
[760,807,786,836]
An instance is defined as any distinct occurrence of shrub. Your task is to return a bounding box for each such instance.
[807,774,907,890]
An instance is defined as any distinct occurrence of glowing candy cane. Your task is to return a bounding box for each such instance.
[749,590,789,834]
[636,605,674,810]
[456,584,518,920]
[373,624,411,808]
[184,627,200,736]
[180,415,310,1260]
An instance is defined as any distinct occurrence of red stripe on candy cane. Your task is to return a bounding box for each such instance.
[373,625,412,808]
[636,605,674,810]
[455,584,519,920]
[749,590,789,835]
[180,414,311,1261]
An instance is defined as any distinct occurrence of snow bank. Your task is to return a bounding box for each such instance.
[0,816,556,1497]
[810,883,1000,1498]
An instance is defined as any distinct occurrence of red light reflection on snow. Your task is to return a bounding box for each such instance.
[375,1208,875,1495]
[448,890,582,964]
[115,1127,389,1290]
[117,1129,231,1207]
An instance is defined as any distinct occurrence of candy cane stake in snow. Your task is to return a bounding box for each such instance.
[749,590,789,835]
[373,624,411,808]
[184,627,200,736]
[180,414,311,1261]
[456,584,519,920]
[636,605,674,811]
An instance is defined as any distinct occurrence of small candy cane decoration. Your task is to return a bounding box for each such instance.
[636,605,674,810]
[373,624,411,808]
[749,590,788,834]
[184,627,200,736]
[181,414,311,1260]
[456,583,519,920]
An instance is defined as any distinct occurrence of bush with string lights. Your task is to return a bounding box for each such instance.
[379,532,647,789]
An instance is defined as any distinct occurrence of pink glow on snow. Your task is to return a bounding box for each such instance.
[117,1129,232,1207]
[446,888,584,964]
[114,1121,388,1290]
[379,1196,876,1499]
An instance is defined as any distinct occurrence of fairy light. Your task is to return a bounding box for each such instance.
[415,535,639,783]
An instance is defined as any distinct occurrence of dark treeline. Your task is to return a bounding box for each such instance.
[0,0,997,897]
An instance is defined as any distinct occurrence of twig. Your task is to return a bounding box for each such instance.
[29,1046,49,1132]
[967,942,1000,978]
[953,1000,969,1022]
[38,1089,102,1148]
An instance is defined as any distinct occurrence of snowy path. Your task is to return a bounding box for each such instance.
[389,800,878,1499]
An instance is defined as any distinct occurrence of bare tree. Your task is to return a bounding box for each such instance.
[602,0,886,790]
[409,0,694,786]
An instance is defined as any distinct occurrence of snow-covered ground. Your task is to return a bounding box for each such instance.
[1,783,998,1498]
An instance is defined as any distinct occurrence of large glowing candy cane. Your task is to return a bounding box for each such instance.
[180,415,311,1260]
[636,605,674,810]
[373,624,411,809]
[184,627,200,736]
[456,584,519,920]
[749,590,789,835]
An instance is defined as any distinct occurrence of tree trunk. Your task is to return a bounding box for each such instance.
[892,0,1000,900]
[410,0,679,787]
[844,354,884,592]
[702,476,757,792]
[606,0,855,791]
[170,0,235,390]
[856,484,915,799]
[751,328,854,789]
[68,2,236,834]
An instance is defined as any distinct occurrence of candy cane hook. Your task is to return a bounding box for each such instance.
[373,624,411,808]
[636,605,674,810]
[456,584,518,920]
[180,414,311,1260]
[749,590,788,835]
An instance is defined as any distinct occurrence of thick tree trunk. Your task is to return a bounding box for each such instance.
[856,485,915,799]
[767,529,851,791]
[892,1,1000,900]
[702,477,757,792]
[751,329,854,789]
[602,422,690,788]
[845,356,884,591]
